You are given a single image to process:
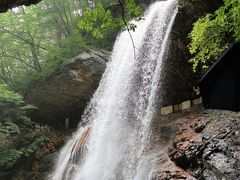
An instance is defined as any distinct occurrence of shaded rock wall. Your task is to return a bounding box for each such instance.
[160,0,223,107]
[25,49,110,128]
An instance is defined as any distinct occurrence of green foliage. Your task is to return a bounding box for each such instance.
[23,136,49,157]
[0,0,141,91]
[0,132,50,178]
[42,33,88,74]
[9,33,89,92]
[188,0,240,71]
[0,149,23,170]
[0,83,34,116]
[0,82,34,138]
[78,3,114,39]
[0,84,22,104]
[78,0,143,39]
[209,113,218,122]
[188,14,228,71]
[125,0,142,18]
[0,82,50,178]
[0,0,93,91]
[0,0,126,92]
[0,120,50,179]
[0,117,20,134]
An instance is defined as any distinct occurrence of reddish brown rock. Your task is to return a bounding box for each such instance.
[149,152,195,180]
[154,107,240,179]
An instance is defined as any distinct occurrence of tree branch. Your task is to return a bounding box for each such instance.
[4,30,47,50]
[117,0,136,60]
[0,54,38,70]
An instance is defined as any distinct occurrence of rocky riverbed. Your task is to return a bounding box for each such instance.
[12,106,240,180]
[153,106,240,179]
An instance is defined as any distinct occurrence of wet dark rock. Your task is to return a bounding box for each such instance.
[192,123,206,133]
[149,153,196,180]
[155,108,240,179]
[202,134,211,141]
[202,169,218,180]
[203,153,235,178]
[159,125,178,140]
[217,128,231,139]
[233,135,240,145]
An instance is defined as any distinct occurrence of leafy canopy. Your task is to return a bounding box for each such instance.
[0,0,143,91]
[0,84,22,104]
[188,0,240,71]
[78,0,142,39]
[78,3,114,39]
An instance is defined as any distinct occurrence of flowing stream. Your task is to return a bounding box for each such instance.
[51,0,178,179]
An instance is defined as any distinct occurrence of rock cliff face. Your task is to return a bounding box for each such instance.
[25,49,110,128]
[160,0,222,106]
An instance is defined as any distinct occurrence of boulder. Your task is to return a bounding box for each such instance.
[25,49,110,128]
[148,152,195,180]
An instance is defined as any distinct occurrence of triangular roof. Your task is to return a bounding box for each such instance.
[199,41,240,85]
[199,41,240,111]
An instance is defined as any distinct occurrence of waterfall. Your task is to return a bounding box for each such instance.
[51,0,178,179]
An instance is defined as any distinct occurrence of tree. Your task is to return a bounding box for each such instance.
[188,0,240,72]
[0,6,47,85]
[78,0,142,39]
[0,0,86,88]
[0,0,143,91]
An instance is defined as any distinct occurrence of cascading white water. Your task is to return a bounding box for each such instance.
[51,0,178,179]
